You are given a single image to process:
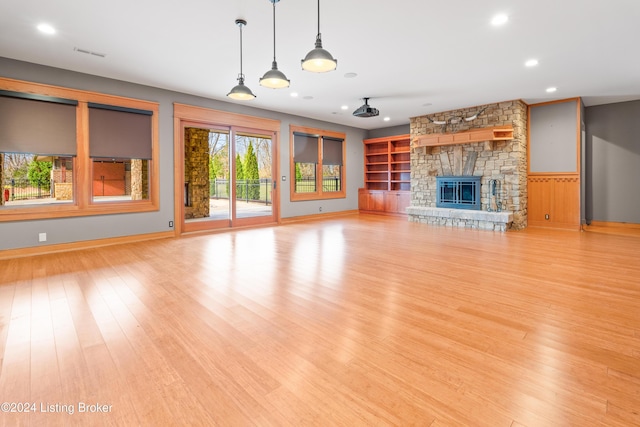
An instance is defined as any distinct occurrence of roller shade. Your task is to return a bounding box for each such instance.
[89,103,152,159]
[293,133,318,164]
[322,137,343,166]
[0,90,78,156]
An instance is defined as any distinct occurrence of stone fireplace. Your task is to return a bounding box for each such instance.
[406,100,528,231]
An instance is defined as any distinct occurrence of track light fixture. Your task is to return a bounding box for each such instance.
[260,0,290,89]
[227,19,256,101]
[301,0,337,73]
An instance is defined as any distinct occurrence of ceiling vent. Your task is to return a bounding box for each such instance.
[74,47,106,58]
[352,98,379,118]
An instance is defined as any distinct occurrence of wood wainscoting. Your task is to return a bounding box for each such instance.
[1,214,639,425]
[528,174,580,230]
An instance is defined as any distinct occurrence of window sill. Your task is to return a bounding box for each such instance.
[291,192,346,202]
[0,200,159,222]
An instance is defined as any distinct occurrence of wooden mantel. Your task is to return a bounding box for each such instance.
[412,125,514,150]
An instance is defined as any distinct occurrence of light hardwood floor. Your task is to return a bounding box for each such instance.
[1,214,639,426]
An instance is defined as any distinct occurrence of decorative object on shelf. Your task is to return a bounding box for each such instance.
[353,97,379,118]
[259,0,290,89]
[227,19,256,101]
[427,106,488,132]
[301,0,337,72]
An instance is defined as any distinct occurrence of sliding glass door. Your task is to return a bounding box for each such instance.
[183,125,275,232]
[233,131,273,222]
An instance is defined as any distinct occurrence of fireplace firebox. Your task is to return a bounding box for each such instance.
[436,176,481,210]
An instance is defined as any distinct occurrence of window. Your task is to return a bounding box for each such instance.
[88,104,152,202]
[290,125,346,201]
[0,91,78,207]
[0,77,159,222]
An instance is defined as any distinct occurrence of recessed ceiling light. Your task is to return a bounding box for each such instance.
[341,105,348,110]
[422,102,433,107]
[491,14,509,26]
[383,117,391,122]
[290,92,298,98]
[303,95,314,100]
[37,23,56,35]
[344,72,358,78]
[546,87,557,93]
[525,59,539,67]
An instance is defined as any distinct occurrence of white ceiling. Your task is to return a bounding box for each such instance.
[1,0,640,130]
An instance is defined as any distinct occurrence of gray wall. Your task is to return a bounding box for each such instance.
[0,57,367,251]
[367,124,410,139]
[529,100,578,173]
[585,100,640,223]
[580,100,586,224]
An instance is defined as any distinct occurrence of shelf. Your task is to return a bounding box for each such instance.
[412,126,514,149]
[364,134,411,194]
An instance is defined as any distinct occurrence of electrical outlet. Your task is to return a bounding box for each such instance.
[38,232,47,242]
[169,221,174,228]
[319,207,322,212]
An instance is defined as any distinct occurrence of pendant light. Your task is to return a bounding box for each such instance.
[259,0,290,89]
[301,0,337,73]
[227,19,256,101]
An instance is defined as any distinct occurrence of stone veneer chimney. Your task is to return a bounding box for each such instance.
[410,100,528,230]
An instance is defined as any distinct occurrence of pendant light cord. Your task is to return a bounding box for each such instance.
[316,0,321,37]
[272,1,277,62]
[239,22,244,78]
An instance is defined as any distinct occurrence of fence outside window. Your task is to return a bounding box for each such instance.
[295,177,341,193]
[2,178,51,202]
[210,178,272,205]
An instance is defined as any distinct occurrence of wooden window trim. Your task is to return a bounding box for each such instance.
[0,77,159,222]
[172,103,282,236]
[289,125,346,202]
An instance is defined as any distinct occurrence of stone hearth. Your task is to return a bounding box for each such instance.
[406,206,513,232]
[408,100,528,231]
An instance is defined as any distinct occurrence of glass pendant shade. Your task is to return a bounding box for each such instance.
[228,75,256,100]
[301,35,337,72]
[260,61,290,88]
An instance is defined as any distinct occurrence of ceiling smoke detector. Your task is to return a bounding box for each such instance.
[352,98,379,118]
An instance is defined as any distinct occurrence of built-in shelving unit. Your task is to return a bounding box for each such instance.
[364,134,411,191]
[360,134,411,215]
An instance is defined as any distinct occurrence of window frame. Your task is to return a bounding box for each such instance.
[0,77,159,222]
[289,125,346,202]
